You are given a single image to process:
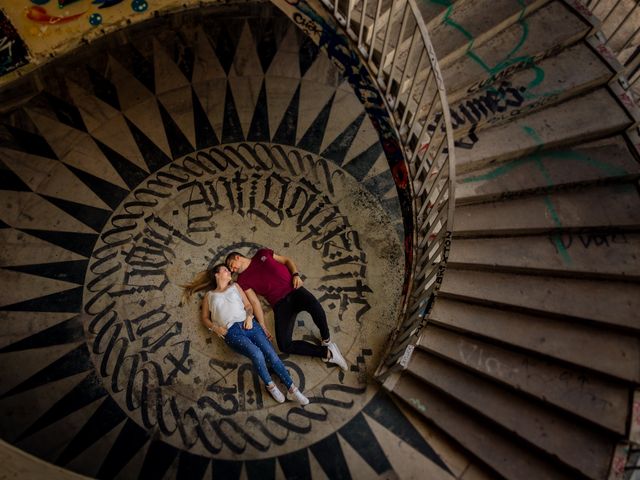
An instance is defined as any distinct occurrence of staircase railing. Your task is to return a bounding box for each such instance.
[315,0,456,377]
[585,0,640,92]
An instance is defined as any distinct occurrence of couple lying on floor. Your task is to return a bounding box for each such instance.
[182,248,348,406]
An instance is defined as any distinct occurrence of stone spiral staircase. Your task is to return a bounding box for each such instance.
[363,0,640,478]
[0,0,639,478]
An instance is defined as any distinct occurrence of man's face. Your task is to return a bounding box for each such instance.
[227,255,243,273]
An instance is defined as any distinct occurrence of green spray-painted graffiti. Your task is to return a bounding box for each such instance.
[424,0,631,266]
[408,397,428,413]
[461,125,629,264]
[436,0,554,97]
[421,0,566,151]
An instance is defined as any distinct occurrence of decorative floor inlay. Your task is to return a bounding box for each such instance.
[84,140,402,459]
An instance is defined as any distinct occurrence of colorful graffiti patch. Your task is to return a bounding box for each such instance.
[26,5,85,24]
[0,9,29,76]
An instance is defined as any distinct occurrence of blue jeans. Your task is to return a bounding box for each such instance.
[224,322,293,389]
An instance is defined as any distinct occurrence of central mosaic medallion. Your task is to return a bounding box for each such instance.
[82,142,403,459]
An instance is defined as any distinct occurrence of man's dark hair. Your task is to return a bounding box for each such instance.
[225,251,243,267]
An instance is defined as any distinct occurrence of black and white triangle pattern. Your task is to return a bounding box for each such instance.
[0,6,445,480]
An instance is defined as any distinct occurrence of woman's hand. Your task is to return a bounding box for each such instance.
[214,325,227,339]
[243,316,253,330]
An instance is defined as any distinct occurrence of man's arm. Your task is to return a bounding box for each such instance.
[243,287,273,339]
[273,253,303,289]
[235,284,254,330]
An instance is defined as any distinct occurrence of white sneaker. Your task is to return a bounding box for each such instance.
[326,342,348,371]
[267,384,285,403]
[289,386,309,406]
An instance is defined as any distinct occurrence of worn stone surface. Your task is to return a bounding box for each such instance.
[417,326,629,434]
[449,232,640,279]
[443,2,593,103]
[439,269,640,330]
[406,350,613,479]
[428,296,640,382]
[456,135,640,205]
[447,41,613,137]
[430,0,548,67]
[455,88,633,172]
[393,374,575,480]
[454,183,640,235]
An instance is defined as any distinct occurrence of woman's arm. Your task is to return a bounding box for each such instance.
[201,294,227,338]
[273,253,303,289]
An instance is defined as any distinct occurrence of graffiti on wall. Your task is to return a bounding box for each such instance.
[0,10,29,76]
[23,0,148,30]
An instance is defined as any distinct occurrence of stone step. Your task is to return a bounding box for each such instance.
[416,325,629,435]
[391,374,576,480]
[586,34,626,79]
[430,0,550,69]
[455,87,633,174]
[438,268,640,331]
[454,182,640,235]
[453,184,640,237]
[593,0,640,56]
[447,42,614,139]
[346,0,396,46]
[363,0,465,72]
[444,2,594,105]
[373,0,554,103]
[405,350,614,479]
[456,135,640,205]
[428,298,640,382]
[448,232,640,280]
[418,0,464,29]
[394,1,595,129]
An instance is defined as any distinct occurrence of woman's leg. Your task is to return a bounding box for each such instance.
[247,325,309,405]
[247,323,294,389]
[224,323,273,386]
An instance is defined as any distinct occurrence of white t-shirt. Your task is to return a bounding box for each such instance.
[207,284,246,328]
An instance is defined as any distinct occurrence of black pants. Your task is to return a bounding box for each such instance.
[273,287,330,358]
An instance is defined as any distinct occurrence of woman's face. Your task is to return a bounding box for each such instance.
[215,266,231,281]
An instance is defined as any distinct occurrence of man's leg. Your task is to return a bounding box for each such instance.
[290,287,330,341]
[273,295,326,358]
[289,288,348,370]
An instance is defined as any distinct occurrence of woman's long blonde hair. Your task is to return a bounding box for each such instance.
[180,264,225,304]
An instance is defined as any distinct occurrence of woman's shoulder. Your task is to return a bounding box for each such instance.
[205,289,218,300]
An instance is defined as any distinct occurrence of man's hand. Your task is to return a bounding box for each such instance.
[261,325,274,341]
[292,274,303,289]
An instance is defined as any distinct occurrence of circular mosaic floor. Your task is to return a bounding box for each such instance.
[83,140,403,459]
